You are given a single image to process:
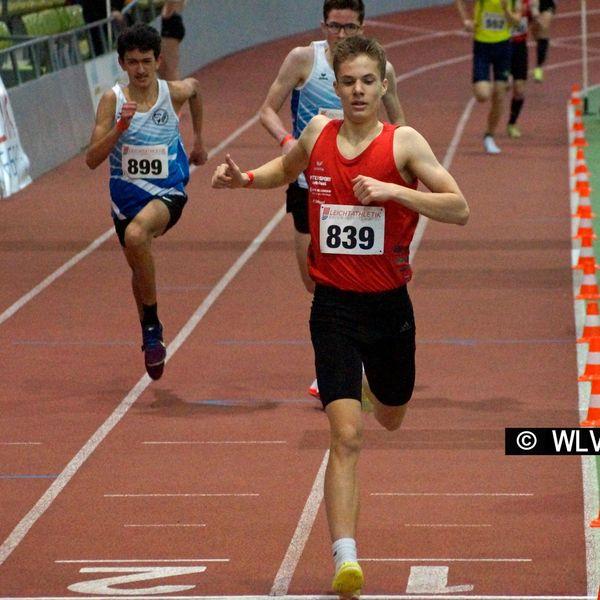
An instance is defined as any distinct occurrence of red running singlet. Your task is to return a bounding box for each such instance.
[307,120,419,292]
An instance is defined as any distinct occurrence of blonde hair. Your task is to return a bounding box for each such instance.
[333,36,386,81]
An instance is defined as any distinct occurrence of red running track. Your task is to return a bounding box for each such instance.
[0,2,599,597]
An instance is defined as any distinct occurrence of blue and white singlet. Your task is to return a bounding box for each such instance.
[290,40,342,189]
[109,79,189,220]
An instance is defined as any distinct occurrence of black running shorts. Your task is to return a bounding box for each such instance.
[161,13,185,41]
[511,39,528,81]
[285,181,310,234]
[113,193,188,247]
[538,0,556,13]
[309,284,416,408]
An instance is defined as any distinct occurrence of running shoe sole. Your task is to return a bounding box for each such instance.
[142,324,166,380]
[332,561,364,597]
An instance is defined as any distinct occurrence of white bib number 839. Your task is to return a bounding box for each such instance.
[319,204,384,255]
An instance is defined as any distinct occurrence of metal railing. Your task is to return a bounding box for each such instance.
[0,0,164,88]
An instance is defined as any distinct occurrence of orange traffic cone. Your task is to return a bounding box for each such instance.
[576,264,600,300]
[572,187,594,218]
[570,84,582,105]
[578,302,600,342]
[592,513,600,528]
[572,148,588,176]
[572,132,588,148]
[581,378,600,421]
[573,108,584,130]
[573,171,591,195]
[573,236,599,271]
[579,340,600,381]
[574,214,597,240]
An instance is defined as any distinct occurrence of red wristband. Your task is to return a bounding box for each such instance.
[116,118,129,132]
[279,133,294,147]
[243,171,255,187]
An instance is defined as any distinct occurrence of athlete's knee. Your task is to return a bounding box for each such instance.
[473,83,491,102]
[330,420,363,456]
[124,221,151,250]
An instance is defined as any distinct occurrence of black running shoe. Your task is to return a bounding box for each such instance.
[142,322,166,380]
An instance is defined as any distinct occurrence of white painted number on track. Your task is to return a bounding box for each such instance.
[406,566,474,593]
[67,566,207,595]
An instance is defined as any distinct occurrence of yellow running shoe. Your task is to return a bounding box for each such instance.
[361,382,373,413]
[507,124,522,138]
[332,561,364,598]
[533,66,544,82]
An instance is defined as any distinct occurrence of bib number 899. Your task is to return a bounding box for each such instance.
[127,158,163,177]
[326,224,375,251]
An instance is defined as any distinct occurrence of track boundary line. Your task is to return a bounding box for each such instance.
[0,595,594,600]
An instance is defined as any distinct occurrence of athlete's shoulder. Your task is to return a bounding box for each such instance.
[167,77,197,100]
[300,114,330,148]
[393,125,428,150]
[284,44,316,71]
[306,113,331,131]
[97,87,118,111]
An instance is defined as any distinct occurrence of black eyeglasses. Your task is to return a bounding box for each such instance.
[325,22,361,34]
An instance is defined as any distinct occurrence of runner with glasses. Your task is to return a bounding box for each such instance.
[258,0,405,400]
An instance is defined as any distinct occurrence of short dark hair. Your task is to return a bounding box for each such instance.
[117,23,161,59]
[333,35,387,81]
[323,0,365,23]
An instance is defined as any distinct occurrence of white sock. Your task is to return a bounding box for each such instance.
[332,537,357,571]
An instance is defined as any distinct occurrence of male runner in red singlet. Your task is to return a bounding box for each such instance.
[212,36,469,599]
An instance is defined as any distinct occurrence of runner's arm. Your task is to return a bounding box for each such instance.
[259,47,309,151]
[502,0,522,26]
[352,126,469,225]
[170,78,208,165]
[85,90,131,170]
[382,61,406,125]
[212,115,325,190]
[455,0,474,31]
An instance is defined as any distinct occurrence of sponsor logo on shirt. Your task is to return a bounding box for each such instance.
[152,109,169,126]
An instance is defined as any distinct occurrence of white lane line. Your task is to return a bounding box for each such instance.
[0,228,114,327]
[269,450,330,596]
[104,493,259,498]
[404,523,492,528]
[361,557,531,563]
[123,523,206,528]
[0,115,259,328]
[55,559,228,563]
[371,492,534,496]
[142,440,287,445]
[409,97,475,259]
[0,442,42,445]
[0,595,592,600]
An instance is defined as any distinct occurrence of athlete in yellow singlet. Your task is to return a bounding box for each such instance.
[455,0,522,154]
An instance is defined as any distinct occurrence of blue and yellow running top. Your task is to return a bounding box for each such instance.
[109,79,189,220]
[474,0,513,43]
[291,40,342,189]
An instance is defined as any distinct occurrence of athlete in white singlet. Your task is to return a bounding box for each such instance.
[86,23,207,380]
